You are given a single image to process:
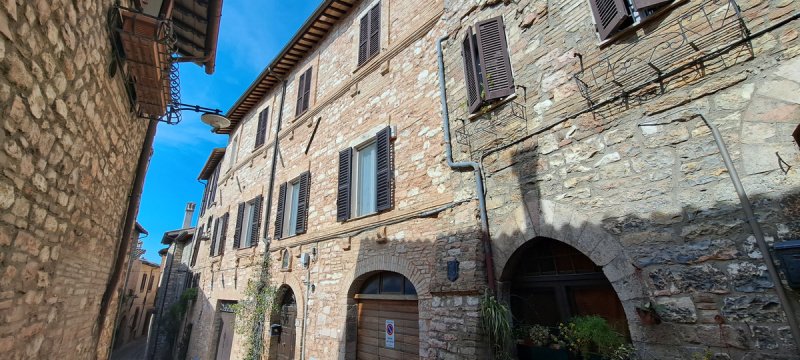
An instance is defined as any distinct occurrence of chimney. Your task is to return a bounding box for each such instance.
[182,202,196,229]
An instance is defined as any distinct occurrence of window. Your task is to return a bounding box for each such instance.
[234,196,263,249]
[205,164,221,210]
[209,213,229,257]
[461,16,515,114]
[296,67,313,116]
[357,1,381,66]
[281,249,292,270]
[139,273,147,292]
[190,224,203,266]
[254,108,269,149]
[337,127,393,221]
[147,274,154,291]
[588,0,672,40]
[274,172,310,240]
[358,272,416,295]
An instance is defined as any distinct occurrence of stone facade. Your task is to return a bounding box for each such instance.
[440,0,800,358]
[114,257,161,348]
[0,0,150,359]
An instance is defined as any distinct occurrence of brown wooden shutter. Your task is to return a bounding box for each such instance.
[589,0,630,40]
[209,219,219,256]
[303,67,312,113]
[337,148,353,222]
[199,185,209,216]
[219,212,229,256]
[255,109,268,147]
[191,224,203,266]
[295,171,311,234]
[358,13,369,65]
[296,72,306,116]
[207,165,220,209]
[250,195,263,247]
[233,202,245,248]
[475,16,515,101]
[274,183,287,239]
[461,27,482,114]
[375,127,393,212]
[632,0,671,10]
[368,3,380,58]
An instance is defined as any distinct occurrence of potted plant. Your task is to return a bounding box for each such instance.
[634,301,663,325]
[515,324,570,360]
[555,316,630,360]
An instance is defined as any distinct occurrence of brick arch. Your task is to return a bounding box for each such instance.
[343,254,429,299]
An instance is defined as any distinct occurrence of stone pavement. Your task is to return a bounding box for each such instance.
[110,337,147,360]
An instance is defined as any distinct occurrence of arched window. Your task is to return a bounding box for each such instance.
[281,249,291,270]
[357,272,416,295]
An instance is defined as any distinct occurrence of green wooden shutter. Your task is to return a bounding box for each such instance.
[274,183,287,239]
[337,148,353,222]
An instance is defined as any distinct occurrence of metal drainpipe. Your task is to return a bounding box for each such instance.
[437,35,496,292]
[300,261,311,360]
[697,114,800,349]
[251,77,287,358]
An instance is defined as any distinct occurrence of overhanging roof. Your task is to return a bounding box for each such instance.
[198,148,226,180]
[161,227,196,244]
[135,222,149,235]
[171,0,224,74]
[218,0,358,134]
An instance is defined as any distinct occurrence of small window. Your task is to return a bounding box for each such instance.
[254,108,269,149]
[357,1,381,66]
[281,249,292,270]
[147,274,154,291]
[139,274,147,292]
[274,172,310,240]
[588,0,672,40]
[296,67,313,116]
[205,164,221,210]
[337,127,393,222]
[234,196,263,249]
[461,16,515,114]
[357,272,417,295]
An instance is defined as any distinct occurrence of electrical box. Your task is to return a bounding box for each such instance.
[270,324,282,337]
[773,240,800,289]
[300,253,310,268]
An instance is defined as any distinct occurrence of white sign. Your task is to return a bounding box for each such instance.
[385,320,395,349]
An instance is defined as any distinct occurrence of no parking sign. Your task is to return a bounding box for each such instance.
[385,320,395,349]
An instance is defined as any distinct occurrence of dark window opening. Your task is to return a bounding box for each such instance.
[358,272,416,295]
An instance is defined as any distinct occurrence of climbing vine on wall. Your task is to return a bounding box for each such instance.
[230,245,279,360]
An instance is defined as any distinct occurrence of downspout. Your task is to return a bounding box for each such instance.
[251,77,287,359]
[437,36,496,291]
[697,114,800,349]
[300,261,311,360]
[100,118,158,354]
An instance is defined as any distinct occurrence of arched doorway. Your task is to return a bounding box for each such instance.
[503,238,629,357]
[354,271,419,359]
[270,286,297,360]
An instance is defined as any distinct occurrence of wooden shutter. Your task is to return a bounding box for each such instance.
[302,67,312,113]
[632,0,671,10]
[475,16,515,101]
[255,109,268,147]
[368,3,380,58]
[219,212,229,256]
[233,202,245,249]
[375,127,393,212]
[209,219,219,256]
[588,0,630,40]
[461,27,482,114]
[207,165,220,209]
[358,13,369,65]
[295,172,311,234]
[337,148,353,222]
[296,72,306,116]
[191,224,203,266]
[251,195,263,247]
[274,183,287,239]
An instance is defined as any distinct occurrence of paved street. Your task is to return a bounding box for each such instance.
[111,337,147,360]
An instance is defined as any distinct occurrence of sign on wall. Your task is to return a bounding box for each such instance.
[385,320,395,349]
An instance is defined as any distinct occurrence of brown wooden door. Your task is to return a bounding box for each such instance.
[356,299,419,359]
[274,302,297,360]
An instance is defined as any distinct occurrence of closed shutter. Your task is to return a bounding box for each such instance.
[255,109,269,148]
[475,16,515,101]
[191,224,203,266]
[632,0,671,10]
[296,172,311,234]
[207,165,220,209]
[296,72,306,116]
[219,212,229,256]
[588,0,630,40]
[200,185,209,216]
[461,27,482,114]
[233,202,245,249]
[375,127,392,212]
[358,13,369,65]
[210,219,219,256]
[274,183,288,239]
[302,67,312,113]
[368,4,380,58]
[251,195,263,247]
[337,148,353,222]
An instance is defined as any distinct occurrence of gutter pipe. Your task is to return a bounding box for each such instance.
[437,36,496,292]
[251,77,288,359]
[697,114,800,350]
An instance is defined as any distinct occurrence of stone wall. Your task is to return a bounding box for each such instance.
[148,239,191,359]
[442,0,800,358]
[0,0,149,359]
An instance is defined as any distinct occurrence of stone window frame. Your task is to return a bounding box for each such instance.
[280,249,292,272]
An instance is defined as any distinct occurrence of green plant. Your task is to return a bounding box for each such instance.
[480,293,513,360]
[526,324,551,346]
[690,349,713,360]
[160,288,198,349]
[229,251,278,360]
[555,316,625,359]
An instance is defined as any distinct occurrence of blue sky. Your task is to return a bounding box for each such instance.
[137,0,321,263]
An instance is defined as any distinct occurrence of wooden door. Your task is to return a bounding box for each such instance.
[356,299,419,359]
[274,302,297,360]
[215,312,235,360]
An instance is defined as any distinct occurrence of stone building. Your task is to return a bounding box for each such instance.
[437,0,800,358]
[0,0,221,359]
[114,254,162,349]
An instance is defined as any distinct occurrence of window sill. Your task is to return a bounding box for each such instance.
[344,210,381,223]
[352,51,381,75]
[598,0,688,49]
[253,143,265,151]
[279,267,292,272]
[235,246,257,256]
